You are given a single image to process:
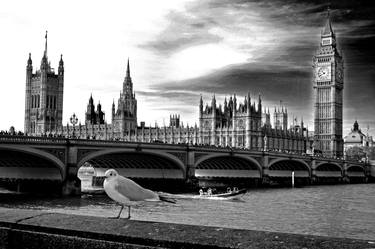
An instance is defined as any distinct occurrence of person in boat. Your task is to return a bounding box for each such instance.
[207,188,212,196]
[199,189,204,196]
[227,187,232,193]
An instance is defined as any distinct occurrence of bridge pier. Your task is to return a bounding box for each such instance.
[62,164,81,196]
[185,151,198,190]
[261,175,271,186]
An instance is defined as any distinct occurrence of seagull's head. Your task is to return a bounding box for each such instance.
[104,169,118,180]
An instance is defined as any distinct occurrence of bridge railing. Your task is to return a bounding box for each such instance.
[0,135,67,144]
[0,135,365,165]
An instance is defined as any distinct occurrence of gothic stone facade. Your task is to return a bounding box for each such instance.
[24,32,64,135]
[198,95,306,152]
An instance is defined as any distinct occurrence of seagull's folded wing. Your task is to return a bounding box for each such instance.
[115,176,159,201]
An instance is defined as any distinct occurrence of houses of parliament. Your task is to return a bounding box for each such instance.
[24,13,344,156]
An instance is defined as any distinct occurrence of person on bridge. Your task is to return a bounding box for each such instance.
[103,169,175,219]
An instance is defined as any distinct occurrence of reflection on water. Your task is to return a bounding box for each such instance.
[0,184,374,240]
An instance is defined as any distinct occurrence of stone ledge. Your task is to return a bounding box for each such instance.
[0,208,372,249]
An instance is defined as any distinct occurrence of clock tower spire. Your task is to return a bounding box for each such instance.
[313,8,344,157]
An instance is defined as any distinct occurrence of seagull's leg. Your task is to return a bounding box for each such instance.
[127,206,131,219]
[116,205,124,219]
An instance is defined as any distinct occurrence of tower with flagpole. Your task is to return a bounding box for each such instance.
[24,31,64,135]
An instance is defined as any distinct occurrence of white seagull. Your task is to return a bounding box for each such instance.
[103,169,175,219]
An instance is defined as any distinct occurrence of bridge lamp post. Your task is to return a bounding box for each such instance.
[70,113,78,138]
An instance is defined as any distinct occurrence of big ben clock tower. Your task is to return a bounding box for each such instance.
[313,9,344,157]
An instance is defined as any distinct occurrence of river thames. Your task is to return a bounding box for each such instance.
[0,184,374,241]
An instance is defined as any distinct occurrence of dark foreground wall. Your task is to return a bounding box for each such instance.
[0,208,372,249]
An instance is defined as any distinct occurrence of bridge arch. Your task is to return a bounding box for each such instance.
[268,158,311,178]
[346,165,366,178]
[77,148,186,179]
[314,162,343,178]
[0,145,65,181]
[195,154,262,179]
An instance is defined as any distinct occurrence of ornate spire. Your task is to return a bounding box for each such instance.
[44,30,48,58]
[322,7,334,36]
[89,93,93,104]
[123,58,133,94]
[58,54,64,74]
[126,57,130,78]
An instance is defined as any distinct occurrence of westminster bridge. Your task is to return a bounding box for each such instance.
[0,135,371,195]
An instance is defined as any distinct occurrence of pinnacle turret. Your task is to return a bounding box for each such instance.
[58,54,64,74]
[59,54,64,65]
[126,58,130,79]
[123,58,133,95]
[27,53,32,71]
[27,53,32,65]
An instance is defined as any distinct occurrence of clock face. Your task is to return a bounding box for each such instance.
[317,66,331,81]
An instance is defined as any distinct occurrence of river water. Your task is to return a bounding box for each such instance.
[0,184,374,240]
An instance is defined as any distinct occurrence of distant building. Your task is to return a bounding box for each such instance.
[273,106,288,131]
[85,95,105,125]
[24,31,64,135]
[111,59,138,137]
[313,10,344,157]
[23,34,308,152]
[170,114,180,128]
[344,121,374,161]
[261,108,271,128]
[198,93,263,148]
[198,95,306,151]
[54,60,200,143]
[344,121,373,148]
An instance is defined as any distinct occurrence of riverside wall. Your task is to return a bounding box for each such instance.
[0,208,373,249]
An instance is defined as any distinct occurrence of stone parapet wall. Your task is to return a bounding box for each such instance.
[0,208,371,249]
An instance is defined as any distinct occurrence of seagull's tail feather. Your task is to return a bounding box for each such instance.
[159,195,176,204]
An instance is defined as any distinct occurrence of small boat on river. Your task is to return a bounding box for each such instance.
[157,187,247,201]
[195,187,247,200]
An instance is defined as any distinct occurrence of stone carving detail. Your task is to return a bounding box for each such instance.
[168,152,187,165]
[39,148,66,162]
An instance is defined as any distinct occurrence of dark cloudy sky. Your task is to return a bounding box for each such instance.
[0,0,374,136]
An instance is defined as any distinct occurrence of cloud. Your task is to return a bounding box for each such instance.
[138,9,222,56]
